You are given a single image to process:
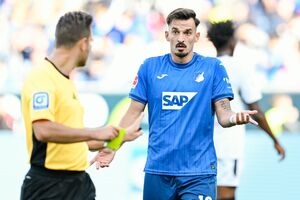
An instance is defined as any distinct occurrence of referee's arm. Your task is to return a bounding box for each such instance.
[32,119,119,143]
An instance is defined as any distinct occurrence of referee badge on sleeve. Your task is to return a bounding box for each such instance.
[33,92,49,110]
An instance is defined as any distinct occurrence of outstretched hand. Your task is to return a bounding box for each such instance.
[89,112,145,169]
[90,148,116,169]
[231,110,258,125]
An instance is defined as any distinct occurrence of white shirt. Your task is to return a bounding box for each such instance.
[214,55,262,159]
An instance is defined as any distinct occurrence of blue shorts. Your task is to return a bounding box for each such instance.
[143,173,216,200]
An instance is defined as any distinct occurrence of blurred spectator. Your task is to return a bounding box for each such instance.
[249,0,284,36]
[0,94,22,131]
[0,0,300,95]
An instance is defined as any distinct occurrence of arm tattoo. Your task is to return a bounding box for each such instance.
[218,99,231,111]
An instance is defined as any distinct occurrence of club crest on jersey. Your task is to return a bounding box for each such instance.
[33,92,49,110]
[131,74,138,89]
[162,92,197,110]
[195,72,204,83]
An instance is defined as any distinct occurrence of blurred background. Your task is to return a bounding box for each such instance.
[0,0,300,199]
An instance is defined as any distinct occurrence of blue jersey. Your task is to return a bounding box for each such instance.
[129,53,233,176]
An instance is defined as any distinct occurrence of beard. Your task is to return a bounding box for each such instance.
[175,52,188,58]
[77,58,86,67]
[77,52,88,67]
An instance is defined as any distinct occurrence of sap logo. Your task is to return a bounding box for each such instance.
[162,92,197,110]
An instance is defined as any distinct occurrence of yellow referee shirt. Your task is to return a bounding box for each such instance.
[21,58,89,171]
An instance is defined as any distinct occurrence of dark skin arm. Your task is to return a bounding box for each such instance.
[247,102,286,160]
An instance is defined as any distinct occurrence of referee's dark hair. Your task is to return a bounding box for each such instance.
[207,20,235,51]
[55,11,93,48]
[166,8,200,27]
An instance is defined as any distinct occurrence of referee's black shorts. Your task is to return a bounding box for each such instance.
[20,165,96,200]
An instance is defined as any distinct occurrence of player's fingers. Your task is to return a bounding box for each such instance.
[245,110,258,115]
[236,112,242,124]
[100,162,109,168]
[113,125,121,132]
[244,114,250,122]
[239,112,248,122]
[113,127,119,136]
[249,117,258,126]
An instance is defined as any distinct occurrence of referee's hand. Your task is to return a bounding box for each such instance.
[93,125,119,141]
[90,148,116,169]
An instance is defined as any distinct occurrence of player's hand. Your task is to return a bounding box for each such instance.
[124,112,144,142]
[231,110,258,125]
[90,148,116,169]
[94,125,119,141]
[274,142,286,161]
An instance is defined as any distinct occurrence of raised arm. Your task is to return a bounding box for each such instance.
[214,98,258,127]
[248,102,286,160]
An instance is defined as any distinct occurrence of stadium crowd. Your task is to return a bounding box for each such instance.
[0,0,300,131]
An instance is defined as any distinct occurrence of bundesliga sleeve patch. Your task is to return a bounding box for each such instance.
[131,74,138,89]
[33,92,49,110]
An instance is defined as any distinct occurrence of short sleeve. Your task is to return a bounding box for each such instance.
[129,61,148,105]
[28,78,56,122]
[212,60,234,102]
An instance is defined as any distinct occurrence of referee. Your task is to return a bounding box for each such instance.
[20,11,142,200]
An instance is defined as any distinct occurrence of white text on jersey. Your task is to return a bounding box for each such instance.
[162,92,197,110]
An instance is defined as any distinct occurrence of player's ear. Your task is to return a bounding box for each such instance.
[165,31,170,42]
[195,32,200,42]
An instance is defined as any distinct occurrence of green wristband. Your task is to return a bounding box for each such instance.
[106,128,126,150]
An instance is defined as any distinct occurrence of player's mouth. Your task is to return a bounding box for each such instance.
[176,43,187,51]
[176,43,186,48]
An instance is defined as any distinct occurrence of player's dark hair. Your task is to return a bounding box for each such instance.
[207,20,235,51]
[55,11,93,48]
[166,8,200,27]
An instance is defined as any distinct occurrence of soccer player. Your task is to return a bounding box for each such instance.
[207,20,285,200]
[20,11,143,200]
[94,8,258,200]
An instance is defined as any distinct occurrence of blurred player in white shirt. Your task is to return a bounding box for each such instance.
[207,20,286,200]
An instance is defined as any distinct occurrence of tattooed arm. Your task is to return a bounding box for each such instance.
[214,98,258,128]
